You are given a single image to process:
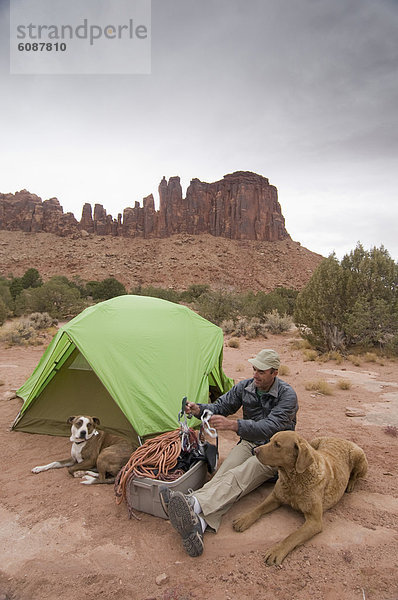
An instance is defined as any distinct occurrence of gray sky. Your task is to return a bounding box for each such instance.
[1,0,397,260]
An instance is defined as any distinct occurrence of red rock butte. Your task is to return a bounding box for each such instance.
[0,171,290,241]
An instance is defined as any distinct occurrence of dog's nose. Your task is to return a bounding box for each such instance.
[79,431,87,439]
[252,446,258,456]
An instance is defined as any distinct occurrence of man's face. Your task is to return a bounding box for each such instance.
[252,366,277,391]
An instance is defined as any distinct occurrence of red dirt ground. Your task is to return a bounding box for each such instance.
[0,332,397,600]
[0,229,322,294]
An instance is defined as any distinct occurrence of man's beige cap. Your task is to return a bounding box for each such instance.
[248,349,280,370]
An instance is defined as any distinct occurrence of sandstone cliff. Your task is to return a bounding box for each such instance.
[0,171,290,241]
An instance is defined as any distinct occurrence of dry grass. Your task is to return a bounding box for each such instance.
[305,379,334,395]
[364,352,378,363]
[290,338,312,351]
[348,354,362,367]
[0,319,38,346]
[337,379,352,390]
[0,316,56,347]
[227,337,240,348]
[221,318,269,340]
[278,364,290,376]
[348,351,385,367]
[328,351,344,365]
[303,349,318,362]
[364,352,385,366]
[263,310,293,334]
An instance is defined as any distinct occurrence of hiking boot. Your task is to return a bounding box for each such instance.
[159,485,171,517]
[167,491,204,557]
[159,486,196,518]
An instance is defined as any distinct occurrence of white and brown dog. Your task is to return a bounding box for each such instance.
[32,415,133,484]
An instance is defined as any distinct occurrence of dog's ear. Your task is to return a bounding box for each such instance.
[67,416,76,424]
[92,417,100,426]
[295,438,314,473]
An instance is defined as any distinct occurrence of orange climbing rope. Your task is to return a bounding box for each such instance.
[114,428,198,508]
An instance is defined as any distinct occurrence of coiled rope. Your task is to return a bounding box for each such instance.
[114,428,199,518]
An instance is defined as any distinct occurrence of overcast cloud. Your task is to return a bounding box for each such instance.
[1,0,397,260]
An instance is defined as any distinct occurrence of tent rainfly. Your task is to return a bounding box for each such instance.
[13,295,233,446]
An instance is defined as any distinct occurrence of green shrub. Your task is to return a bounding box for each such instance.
[21,268,42,289]
[294,244,398,353]
[195,289,238,325]
[131,285,180,304]
[0,297,7,326]
[71,276,89,298]
[272,287,299,315]
[345,297,397,350]
[9,277,23,301]
[92,277,126,301]
[385,334,398,356]
[238,288,297,320]
[180,284,210,303]
[0,279,13,311]
[85,280,100,298]
[15,278,85,319]
[236,291,262,319]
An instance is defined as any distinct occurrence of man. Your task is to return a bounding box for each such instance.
[160,348,298,557]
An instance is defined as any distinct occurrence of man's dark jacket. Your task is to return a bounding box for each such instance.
[198,377,298,446]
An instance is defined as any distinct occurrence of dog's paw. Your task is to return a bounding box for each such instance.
[72,470,87,478]
[345,479,357,493]
[233,515,252,532]
[31,466,42,474]
[264,544,287,566]
[80,475,97,485]
[85,470,99,478]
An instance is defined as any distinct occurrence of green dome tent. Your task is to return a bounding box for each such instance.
[13,295,233,446]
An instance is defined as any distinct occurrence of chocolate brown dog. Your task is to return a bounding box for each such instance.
[233,431,368,564]
[32,416,133,484]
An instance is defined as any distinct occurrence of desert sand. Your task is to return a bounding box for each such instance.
[0,331,397,600]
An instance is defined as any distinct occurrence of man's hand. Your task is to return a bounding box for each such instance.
[185,405,239,433]
[209,415,238,433]
[185,402,201,417]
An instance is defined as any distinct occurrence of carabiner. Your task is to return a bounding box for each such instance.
[201,409,218,439]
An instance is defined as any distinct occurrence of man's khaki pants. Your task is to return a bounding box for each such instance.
[194,439,276,531]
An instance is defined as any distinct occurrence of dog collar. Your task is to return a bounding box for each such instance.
[70,429,98,444]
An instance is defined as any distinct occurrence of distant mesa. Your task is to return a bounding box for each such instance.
[0,171,290,242]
